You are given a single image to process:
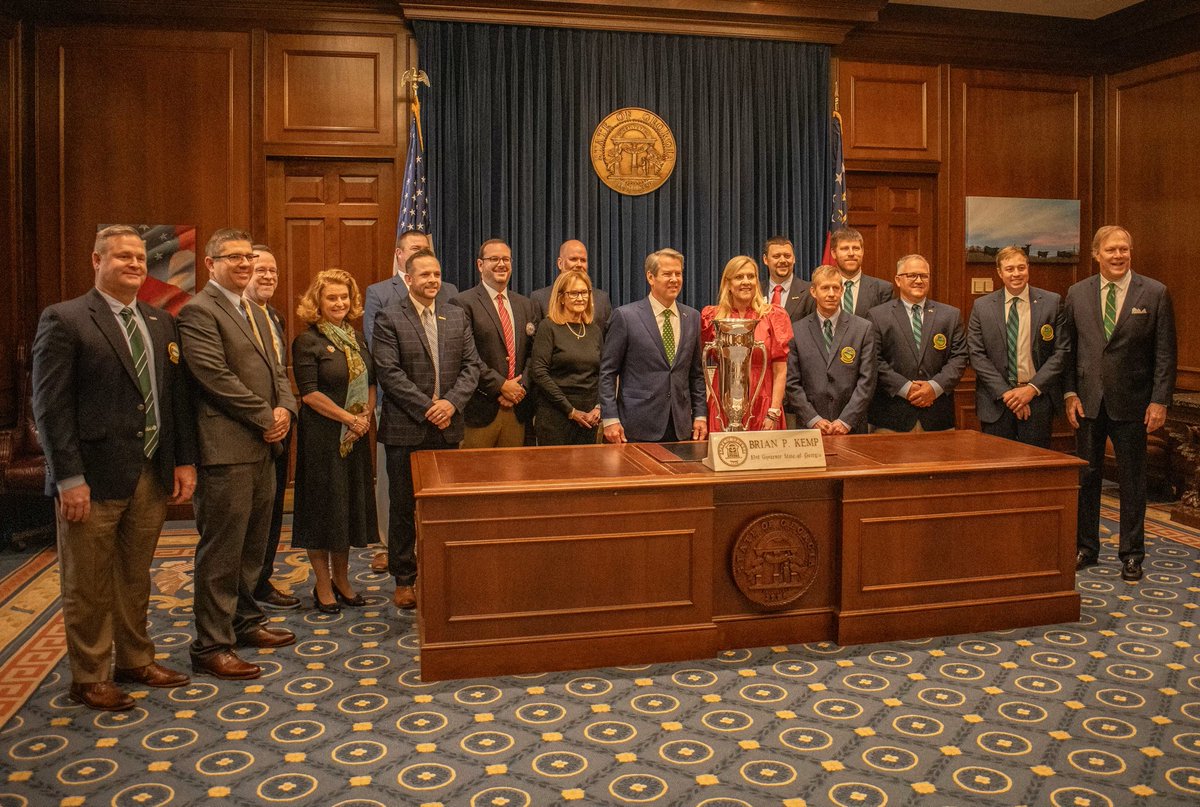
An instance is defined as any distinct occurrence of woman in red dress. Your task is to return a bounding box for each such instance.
[701,255,792,433]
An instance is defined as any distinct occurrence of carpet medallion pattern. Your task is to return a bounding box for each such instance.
[0,503,1197,806]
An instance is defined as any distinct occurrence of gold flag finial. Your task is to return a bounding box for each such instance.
[401,68,430,150]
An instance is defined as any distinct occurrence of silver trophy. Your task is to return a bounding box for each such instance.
[702,318,768,432]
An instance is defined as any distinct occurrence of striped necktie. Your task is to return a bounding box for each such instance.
[910,302,923,348]
[119,307,159,458]
[1006,296,1020,386]
[1103,282,1117,341]
[842,279,854,314]
[823,318,834,354]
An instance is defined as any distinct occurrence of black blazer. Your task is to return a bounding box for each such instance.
[32,288,197,499]
[451,283,539,426]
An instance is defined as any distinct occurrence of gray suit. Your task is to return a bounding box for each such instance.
[373,296,481,584]
[967,286,1067,448]
[1064,272,1176,562]
[785,311,878,433]
[798,273,894,319]
[178,282,297,660]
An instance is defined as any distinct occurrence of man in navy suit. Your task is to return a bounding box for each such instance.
[530,240,613,330]
[363,229,458,572]
[1065,226,1176,581]
[373,249,481,609]
[600,248,707,443]
[761,236,807,321]
[799,227,894,319]
[452,239,538,448]
[967,246,1068,449]
[32,225,197,710]
[242,244,300,611]
[786,265,878,434]
[867,254,968,432]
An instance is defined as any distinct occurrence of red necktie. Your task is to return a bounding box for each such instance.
[770,284,783,306]
[496,292,516,378]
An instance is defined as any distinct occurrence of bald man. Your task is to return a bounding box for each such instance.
[530,240,612,331]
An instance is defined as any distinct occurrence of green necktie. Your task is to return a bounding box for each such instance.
[910,302,923,349]
[823,317,834,354]
[120,307,159,458]
[842,279,854,315]
[1103,282,1117,341]
[1006,296,1020,386]
[661,309,676,364]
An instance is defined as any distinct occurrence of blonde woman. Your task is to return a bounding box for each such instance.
[700,255,791,432]
[530,271,603,445]
[292,270,377,613]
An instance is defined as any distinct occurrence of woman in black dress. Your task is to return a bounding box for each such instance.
[292,269,377,613]
[530,271,603,445]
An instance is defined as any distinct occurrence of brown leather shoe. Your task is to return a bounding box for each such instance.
[69,681,135,711]
[236,626,297,648]
[192,650,261,680]
[114,662,190,688]
[370,551,389,573]
[393,585,416,609]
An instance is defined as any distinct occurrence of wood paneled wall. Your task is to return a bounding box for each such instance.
[34,28,253,309]
[1105,52,1200,391]
[0,14,21,424]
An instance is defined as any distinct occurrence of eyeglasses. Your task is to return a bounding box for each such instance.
[214,253,259,264]
[253,267,278,275]
[481,256,512,265]
[896,273,930,282]
[562,290,591,299]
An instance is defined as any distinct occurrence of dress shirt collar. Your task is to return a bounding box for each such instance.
[210,279,246,311]
[96,288,138,316]
[409,295,435,319]
[1004,286,1031,306]
[1102,271,1132,294]
[648,294,680,321]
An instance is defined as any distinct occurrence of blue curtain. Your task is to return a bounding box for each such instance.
[415,21,831,308]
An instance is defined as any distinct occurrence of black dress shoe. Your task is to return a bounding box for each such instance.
[1075,551,1099,571]
[256,588,301,610]
[237,626,297,648]
[313,587,341,614]
[334,586,367,607]
[1121,558,1143,581]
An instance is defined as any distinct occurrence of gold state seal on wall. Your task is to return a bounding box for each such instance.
[731,513,818,609]
[590,107,677,196]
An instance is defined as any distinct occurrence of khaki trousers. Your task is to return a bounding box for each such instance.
[56,463,167,683]
[461,407,525,448]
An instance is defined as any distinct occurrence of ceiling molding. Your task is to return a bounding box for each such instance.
[397,0,889,44]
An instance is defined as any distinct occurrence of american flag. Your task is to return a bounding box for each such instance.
[821,110,847,267]
[392,86,429,275]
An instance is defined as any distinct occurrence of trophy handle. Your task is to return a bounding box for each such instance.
[748,338,769,426]
[701,340,726,433]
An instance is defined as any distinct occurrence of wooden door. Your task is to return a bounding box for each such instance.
[844,172,937,291]
[265,160,396,342]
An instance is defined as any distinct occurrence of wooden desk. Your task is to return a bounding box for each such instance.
[412,431,1084,681]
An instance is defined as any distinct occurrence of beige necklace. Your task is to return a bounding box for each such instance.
[566,321,586,340]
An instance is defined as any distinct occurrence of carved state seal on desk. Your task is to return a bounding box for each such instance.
[731,513,818,609]
[590,107,676,196]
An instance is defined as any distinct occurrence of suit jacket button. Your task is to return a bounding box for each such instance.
[137,403,145,412]
[136,430,144,438]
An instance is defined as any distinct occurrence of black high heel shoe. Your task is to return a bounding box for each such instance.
[313,587,341,614]
[333,586,367,607]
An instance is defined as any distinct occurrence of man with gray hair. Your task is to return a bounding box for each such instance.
[867,253,967,432]
[600,248,707,443]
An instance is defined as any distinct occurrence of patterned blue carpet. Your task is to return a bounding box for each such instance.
[0,500,1198,806]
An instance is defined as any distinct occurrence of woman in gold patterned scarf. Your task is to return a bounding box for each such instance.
[292,269,378,614]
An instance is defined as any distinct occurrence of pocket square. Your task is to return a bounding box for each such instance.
[1131,307,1148,315]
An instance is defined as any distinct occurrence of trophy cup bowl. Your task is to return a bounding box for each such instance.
[702,317,769,432]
